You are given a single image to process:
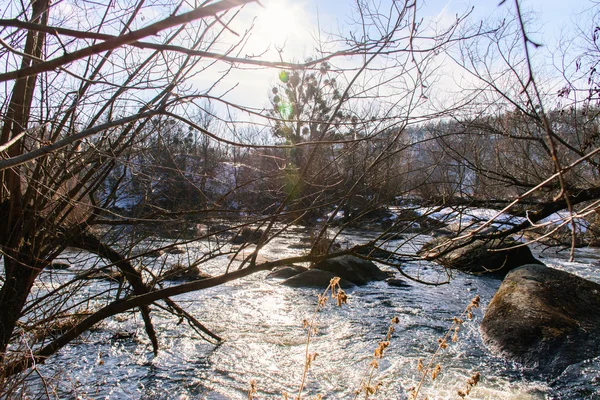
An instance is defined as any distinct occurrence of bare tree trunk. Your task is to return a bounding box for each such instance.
[0,257,40,356]
[0,0,49,356]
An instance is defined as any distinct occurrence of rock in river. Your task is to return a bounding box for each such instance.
[481,264,600,376]
[419,235,542,275]
[311,255,390,285]
[161,264,211,282]
[230,227,264,245]
[47,262,70,270]
[165,245,186,255]
[386,278,411,288]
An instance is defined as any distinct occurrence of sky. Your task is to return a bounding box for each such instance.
[295,0,593,48]
[191,0,595,120]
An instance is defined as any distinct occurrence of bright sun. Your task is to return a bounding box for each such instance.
[257,0,304,48]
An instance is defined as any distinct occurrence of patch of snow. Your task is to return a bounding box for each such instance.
[539,211,590,233]
[326,209,344,221]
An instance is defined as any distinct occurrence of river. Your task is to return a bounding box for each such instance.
[14,228,600,399]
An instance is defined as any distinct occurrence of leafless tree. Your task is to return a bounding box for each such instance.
[406,1,600,258]
[0,0,493,394]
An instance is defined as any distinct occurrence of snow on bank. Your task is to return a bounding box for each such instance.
[393,204,590,233]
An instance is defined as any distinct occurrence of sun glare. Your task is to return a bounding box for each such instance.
[257,0,305,48]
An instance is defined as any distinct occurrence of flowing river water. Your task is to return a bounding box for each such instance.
[15,229,600,399]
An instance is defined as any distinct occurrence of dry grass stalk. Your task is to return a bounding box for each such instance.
[457,372,481,398]
[408,295,481,400]
[296,277,347,399]
[247,292,480,399]
[353,316,400,399]
[248,379,257,399]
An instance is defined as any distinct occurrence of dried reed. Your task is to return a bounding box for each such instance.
[408,295,481,400]
[353,315,400,399]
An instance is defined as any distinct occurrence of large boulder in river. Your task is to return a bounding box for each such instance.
[481,264,600,376]
[47,262,70,270]
[311,255,389,285]
[418,236,542,275]
[281,269,356,289]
